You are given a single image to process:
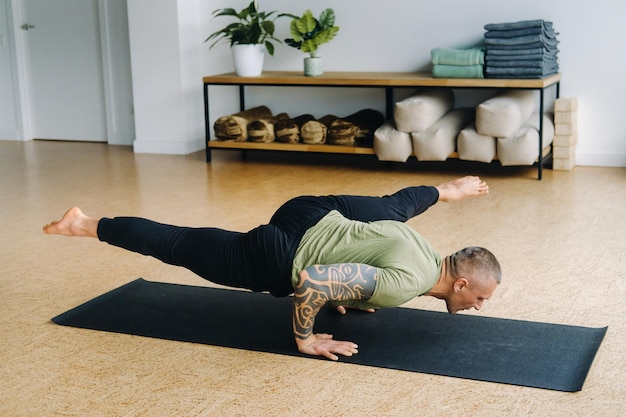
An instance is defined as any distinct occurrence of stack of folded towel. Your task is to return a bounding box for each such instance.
[431,47,485,79]
[483,19,559,79]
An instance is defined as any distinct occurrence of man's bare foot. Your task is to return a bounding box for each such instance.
[43,207,99,237]
[436,176,489,202]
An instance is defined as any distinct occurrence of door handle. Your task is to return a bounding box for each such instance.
[21,24,36,31]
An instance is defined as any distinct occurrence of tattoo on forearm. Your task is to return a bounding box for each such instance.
[293,264,377,340]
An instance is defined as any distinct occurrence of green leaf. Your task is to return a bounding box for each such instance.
[318,9,335,29]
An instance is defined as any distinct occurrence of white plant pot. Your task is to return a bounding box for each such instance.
[304,57,323,77]
[232,44,265,77]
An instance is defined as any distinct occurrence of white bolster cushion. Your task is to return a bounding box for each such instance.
[373,121,413,162]
[412,108,474,161]
[457,123,497,163]
[497,113,555,166]
[394,88,454,133]
[476,90,537,137]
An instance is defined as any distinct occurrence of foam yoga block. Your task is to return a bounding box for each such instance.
[373,121,413,162]
[412,108,475,161]
[497,113,555,166]
[476,90,537,137]
[457,123,497,163]
[394,88,454,133]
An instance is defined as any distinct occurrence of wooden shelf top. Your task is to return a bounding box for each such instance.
[203,71,561,89]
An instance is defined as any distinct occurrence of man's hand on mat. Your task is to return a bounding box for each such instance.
[295,333,359,361]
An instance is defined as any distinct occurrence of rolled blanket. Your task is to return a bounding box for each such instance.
[328,109,385,146]
[274,114,315,143]
[431,47,485,66]
[301,115,337,144]
[247,113,289,143]
[213,106,273,141]
[432,64,484,79]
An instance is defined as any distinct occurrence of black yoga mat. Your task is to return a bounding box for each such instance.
[52,278,606,392]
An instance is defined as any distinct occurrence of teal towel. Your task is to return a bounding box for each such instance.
[431,47,485,66]
[432,64,484,79]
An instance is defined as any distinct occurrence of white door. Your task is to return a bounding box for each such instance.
[20,0,106,141]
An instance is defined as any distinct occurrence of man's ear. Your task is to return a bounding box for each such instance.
[453,277,469,293]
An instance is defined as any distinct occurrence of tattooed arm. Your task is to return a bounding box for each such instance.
[293,263,378,360]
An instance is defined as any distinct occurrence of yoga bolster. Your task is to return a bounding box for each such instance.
[373,121,413,162]
[394,88,454,133]
[457,123,497,163]
[475,90,537,138]
[412,108,474,161]
[497,113,554,166]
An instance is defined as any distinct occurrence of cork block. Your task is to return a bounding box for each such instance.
[555,98,579,112]
[553,134,577,147]
[554,156,576,171]
[555,123,578,136]
[554,111,578,125]
[553,145,576,159]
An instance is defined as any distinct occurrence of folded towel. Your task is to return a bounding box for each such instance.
[431,47,485,66]
[432,64,484,79]
[484,19,552,31]
[486,41,559,52]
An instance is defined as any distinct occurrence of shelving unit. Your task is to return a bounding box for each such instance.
[203,71,561,179]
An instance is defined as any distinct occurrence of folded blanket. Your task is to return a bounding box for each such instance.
[484,26,554,39]
[431,47,485,66]
[485,65,559,79]
[486,41,559,51]
[484,34,559,47]
[484,19,552,31]
[485,58,558,68]
[486,46,558,56]
[432,64,484,79]
[486,52,558,61]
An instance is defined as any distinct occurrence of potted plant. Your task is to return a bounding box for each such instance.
[205,1,289,76]
[285,9,340,76]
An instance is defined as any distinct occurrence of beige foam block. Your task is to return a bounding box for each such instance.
[553,156,576,171]
[554,111,578,125]
[555,97,579,112]
[553,134,578,147]
[553,145,576,159]
[555,123,578,136]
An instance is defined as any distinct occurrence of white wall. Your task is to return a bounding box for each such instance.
[199,0,626,167]
[0,0,20,140]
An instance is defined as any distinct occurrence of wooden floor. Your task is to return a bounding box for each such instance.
[1,140,625,416]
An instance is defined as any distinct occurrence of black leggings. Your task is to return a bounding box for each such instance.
[97,186,439,296]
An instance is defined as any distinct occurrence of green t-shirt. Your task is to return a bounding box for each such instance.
[291,210,442,309]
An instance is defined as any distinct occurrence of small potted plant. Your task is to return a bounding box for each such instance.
[205,1,289,76]
[285,9,340,76]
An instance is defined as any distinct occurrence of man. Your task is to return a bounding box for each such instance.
[43,176,501,361]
